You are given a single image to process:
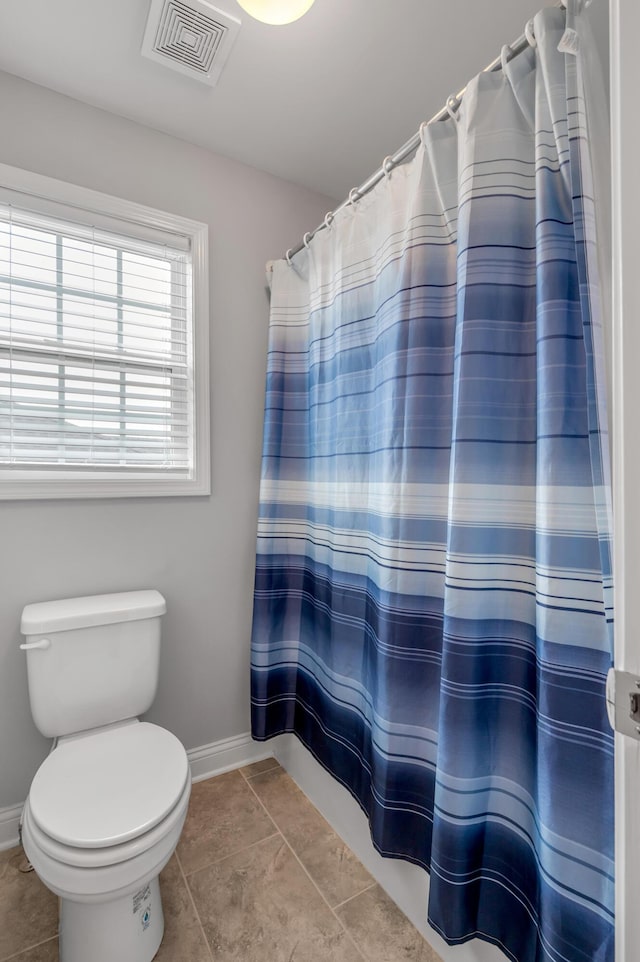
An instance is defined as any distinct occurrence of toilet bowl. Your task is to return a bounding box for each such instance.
[20,591,191,962]
[22,722,190,962]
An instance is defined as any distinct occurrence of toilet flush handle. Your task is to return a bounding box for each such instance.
[19,638,52,651]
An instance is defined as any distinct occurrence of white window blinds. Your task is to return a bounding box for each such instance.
[0,204,194,476]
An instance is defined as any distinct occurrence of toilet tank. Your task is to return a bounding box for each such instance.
[20,590,167,738]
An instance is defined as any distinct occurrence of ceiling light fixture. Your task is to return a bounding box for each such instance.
[236,0,315,25]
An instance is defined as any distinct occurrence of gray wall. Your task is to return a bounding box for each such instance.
[0,0,611,809]
[0,71,333,809]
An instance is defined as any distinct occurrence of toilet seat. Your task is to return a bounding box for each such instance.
[22,780,190,906]
[23,776,191,870]
[29,722,190,850]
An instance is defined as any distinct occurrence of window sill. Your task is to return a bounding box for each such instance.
[0,473,211,500]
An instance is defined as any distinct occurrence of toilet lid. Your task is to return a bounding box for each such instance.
[29,722,190,848]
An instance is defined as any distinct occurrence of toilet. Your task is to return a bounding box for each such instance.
[19,590,191,962]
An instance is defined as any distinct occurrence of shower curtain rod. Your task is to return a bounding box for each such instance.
[279,0,568,266]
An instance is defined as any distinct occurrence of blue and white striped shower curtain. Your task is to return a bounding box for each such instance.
[251,7,614,961]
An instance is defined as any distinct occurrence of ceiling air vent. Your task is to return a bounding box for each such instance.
[141,0,241,86]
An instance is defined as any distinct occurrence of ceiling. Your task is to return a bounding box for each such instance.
[0,0,605,203]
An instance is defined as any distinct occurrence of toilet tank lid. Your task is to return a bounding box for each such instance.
[20,590,166,635]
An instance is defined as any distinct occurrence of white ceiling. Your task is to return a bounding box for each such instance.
[0,0,603,203]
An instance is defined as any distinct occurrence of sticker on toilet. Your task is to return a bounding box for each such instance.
[132,883,151,916]
[141,907,151,932]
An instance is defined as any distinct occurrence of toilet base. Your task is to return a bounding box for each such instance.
[59,875,164,962]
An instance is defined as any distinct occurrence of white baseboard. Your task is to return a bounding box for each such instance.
[187,731,274,782]
[0,804,23,853]
[0,731,273,852]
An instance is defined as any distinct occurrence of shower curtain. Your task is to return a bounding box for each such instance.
[251,6,613,962]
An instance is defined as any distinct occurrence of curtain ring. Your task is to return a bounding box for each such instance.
[525,19,537,48]
[349,187,361,206]
[285,248,293,267]
[419,120,428,145]
[303,232,312,249]
[446,94,460,121]
[324,211,334,230]
[500,44,512,74]
[382,156,394,179]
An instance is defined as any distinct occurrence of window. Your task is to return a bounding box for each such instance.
[0,164,209,498]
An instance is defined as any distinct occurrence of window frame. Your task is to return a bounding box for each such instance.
[0,162,210,500]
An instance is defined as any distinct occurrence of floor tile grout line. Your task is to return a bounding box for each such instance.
[239,774,333,851]
[191,770,440,961]
[243,775,370,962]
[238,768,437,958]
[279,838,370,962]
[174,849,216,962]
[239,759,282,782]
[331,880,379,912]
[1,935,58,962]
[237,775,376,908]
[181,830,282,880]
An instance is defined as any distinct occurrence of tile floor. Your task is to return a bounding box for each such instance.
[0,758,443,962]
